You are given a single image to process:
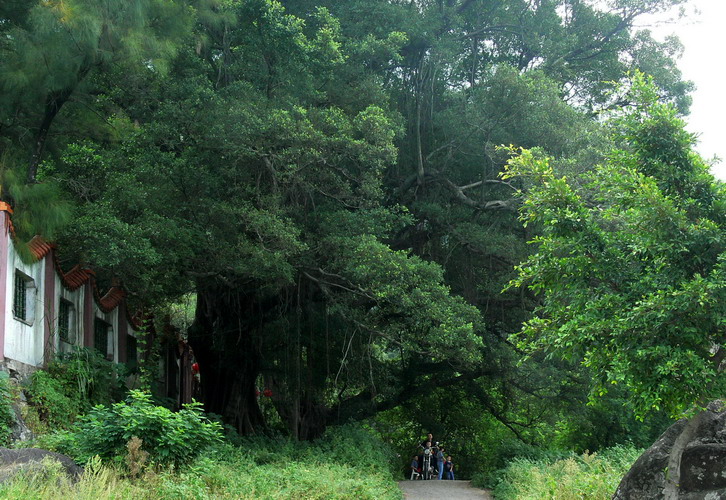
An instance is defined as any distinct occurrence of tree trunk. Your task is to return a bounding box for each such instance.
[28,62,91,183]
[27,89,73,183]
[187,285,266,435]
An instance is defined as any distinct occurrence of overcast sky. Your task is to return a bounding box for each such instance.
[641,1,726,180]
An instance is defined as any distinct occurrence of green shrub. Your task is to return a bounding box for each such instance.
[25,370,81,430]
[232,422,398,477]
[9,421,402,498]
[47,347,128,408]
[314,423,398,475]
[25,347,128,430]
[491,444,642,500]
[56,390,224,466]
[0,372,16,444]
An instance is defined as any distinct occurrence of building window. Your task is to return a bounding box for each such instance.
[58,299,74,343]
[94,318,112,359]
[13,271,35,324]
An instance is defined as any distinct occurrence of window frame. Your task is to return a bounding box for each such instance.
[13,270,35,325]
[58,298,75,343]
[94,317,113,359]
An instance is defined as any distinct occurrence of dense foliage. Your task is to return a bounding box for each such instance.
[0,372,16,445]
[0,0,709,481]
[25,347,128,430]
[483,445,642,499]
[47,390,223,467]
[504,74,726,418]
[8,423,400,499]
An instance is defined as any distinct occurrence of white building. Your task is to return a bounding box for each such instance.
[0,201,138,373]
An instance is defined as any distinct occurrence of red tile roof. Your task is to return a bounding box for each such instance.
[98,286,126,313]
[58,263,95,291]
[2,205,140,328]
[28,236,54,260]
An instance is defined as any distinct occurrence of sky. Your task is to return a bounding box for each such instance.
[641,0,726,180]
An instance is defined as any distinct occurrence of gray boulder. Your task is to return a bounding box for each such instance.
[614,401,726,499]
[0,448,82,483]
[9,397,34,444]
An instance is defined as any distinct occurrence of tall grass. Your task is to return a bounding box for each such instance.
[0,454,401,500]
[486,445,642,500]
[5,424,402,500]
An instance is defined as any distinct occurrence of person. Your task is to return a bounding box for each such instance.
[436,446,445,480]
[420,433,434,449]
[420,441,433,479]
[410,455,420,480]
[445,455,454,480]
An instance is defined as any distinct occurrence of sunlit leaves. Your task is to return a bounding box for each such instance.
[505,77,726,418]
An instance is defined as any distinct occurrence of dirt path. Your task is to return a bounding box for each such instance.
[398,479,493,499]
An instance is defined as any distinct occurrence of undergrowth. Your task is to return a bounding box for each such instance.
[25,347,127,432]
[38,390,223,467]
[20,421,400,499]
[0,450,400,500]
[11,347,401,499]
[480,444,641,500]
[0,371,16,444]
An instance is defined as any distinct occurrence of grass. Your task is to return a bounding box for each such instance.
[1,425,403,500]
[0,453,401,500]
[486,445,642,500]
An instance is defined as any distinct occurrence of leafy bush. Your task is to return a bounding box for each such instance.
[490,444,642,500]
[0,372,16,444]
[25,370,81,430]
[53,390,223,466]
[46,347,128,408]
[25,347,128,430]
[313,423,398,475]
[152,424,401,499]
[11,423,401,499]
[233,422,398,476]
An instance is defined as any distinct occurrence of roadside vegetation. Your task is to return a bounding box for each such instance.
[2,351,401,499]
[475,445,642,500]
[0,440,401,500]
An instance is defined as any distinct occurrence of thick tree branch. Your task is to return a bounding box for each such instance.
[396,170,517,211]
[443,177,516,210]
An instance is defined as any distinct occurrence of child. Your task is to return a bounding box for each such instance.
[444,455,454,480]
[410,455,420,480]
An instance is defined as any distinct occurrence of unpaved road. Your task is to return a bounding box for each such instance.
[398,480,493,499]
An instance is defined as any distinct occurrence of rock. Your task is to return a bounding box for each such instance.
[612,418,687,499]
[680,444,726,492]
[9,401,34,443]
[0,448,82,483]
[614,401,726,499]
[0,367,35,444]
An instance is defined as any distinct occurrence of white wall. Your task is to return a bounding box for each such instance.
[2,228,136,368]
[4,242,45,367]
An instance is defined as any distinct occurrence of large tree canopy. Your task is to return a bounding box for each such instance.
[0,0,699,446]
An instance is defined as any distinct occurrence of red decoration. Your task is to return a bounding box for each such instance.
[263,388,273,397]
[191,362,200,374]
[255,388,261,397]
